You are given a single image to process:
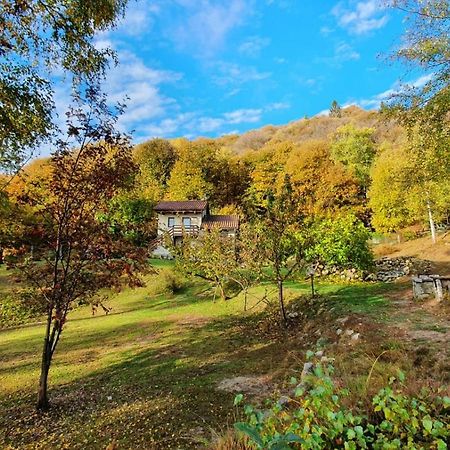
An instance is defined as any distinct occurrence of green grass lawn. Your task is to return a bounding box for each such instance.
[0,261,413,449]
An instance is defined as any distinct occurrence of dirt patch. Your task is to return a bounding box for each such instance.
[176,315,211,328]
[373,234,450,275]
[405,328,449,343]
[136,331,164,343]
[217,375,272,397]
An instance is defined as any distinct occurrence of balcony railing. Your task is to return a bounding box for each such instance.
[167,225,200,237]
[150,225,200,252]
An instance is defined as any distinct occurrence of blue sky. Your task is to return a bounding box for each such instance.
[73,0,429,142]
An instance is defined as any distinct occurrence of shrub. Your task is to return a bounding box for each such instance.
[0,292,44,328]
[233,352,449,449]
[149,268,186,296]
[305,215,373,271]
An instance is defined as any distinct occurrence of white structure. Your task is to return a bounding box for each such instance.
[151,200,239,257]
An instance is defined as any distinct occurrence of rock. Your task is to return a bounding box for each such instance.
[277,395,290,406]
[217,376,271,395]
[351,333,360,341]
[344,329,354,336]
[336,328,343,335]
[301,362,314,380]
[364,273,377,282]
[336,316,349,324]
[288,312,299,319]
[315,350,324,357]
[372,256,433,282]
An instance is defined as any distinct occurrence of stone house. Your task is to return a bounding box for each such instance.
[151,200,239,257]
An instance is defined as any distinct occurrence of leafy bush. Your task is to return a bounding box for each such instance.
[234,352,449,449]
[149,268,186,296]
[0,292,44,328]
[305,215,373,271]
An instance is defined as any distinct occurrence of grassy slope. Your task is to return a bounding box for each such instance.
[374,232,450,275]
[0,259,448,449]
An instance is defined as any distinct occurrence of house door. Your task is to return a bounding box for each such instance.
[182,217,191,228]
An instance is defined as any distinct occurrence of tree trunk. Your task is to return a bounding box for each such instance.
[277,279,287,325]
[426,198,437,244]
[37,355,51,411]
[219,282,226,301]
[37,311,53,411]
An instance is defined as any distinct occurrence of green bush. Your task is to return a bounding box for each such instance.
[0,293,43,328]
[149,268,186,296]
[304,215,373,271]
[234,352,449,449]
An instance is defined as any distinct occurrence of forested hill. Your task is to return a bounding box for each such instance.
[7,105,449,241]
[215,105,404,155]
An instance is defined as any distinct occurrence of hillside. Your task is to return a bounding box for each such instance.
[1,254,448,448]
[227,106,405,155]
[374,232,450,275]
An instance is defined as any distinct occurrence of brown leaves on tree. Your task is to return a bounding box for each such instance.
[13,88,149,410]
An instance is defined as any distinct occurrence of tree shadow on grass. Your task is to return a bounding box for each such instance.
[0,281,401,449]
[323,282,400,316]
[0,312,297,449]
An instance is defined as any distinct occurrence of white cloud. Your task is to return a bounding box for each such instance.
[315,42,360,67]
[238,36,270,57]
[142,113,197,138]
[116,0,161,37]
[332,0,388,34]
[267,101,290,110]
[170,0,251,56]
[197,117,226,133]
[320,26,334,36]
[315,109,330,117]
[410,73,434,89]
[223,108,263,124]
[348,73,435,109]
[140,101,290,138]
[93,38,115,51]
[100,51,182,132]
[213,62,271,87]
[336,42,360,61]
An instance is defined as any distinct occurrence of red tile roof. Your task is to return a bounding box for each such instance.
[202,215,240,230]
[154,200,208,213]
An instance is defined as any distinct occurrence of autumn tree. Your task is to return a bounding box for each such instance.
[330,124,376,193]
[100,192,156,246]
[385,1,450,241]
[369,143,450,238]
[166,138,249,208]
[369,145,414,233]
[13,90,147,411]
[172,227,242,301]
[244,175,304,325]
[285,140,363,219]
[0,0,129,173]
[133,138,177,202]
[389,0,449,95]
[166,139,214,201]
[244,141,294,209]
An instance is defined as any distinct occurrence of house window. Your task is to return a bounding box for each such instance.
[168,217,175,228]
[182,217,191,228]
